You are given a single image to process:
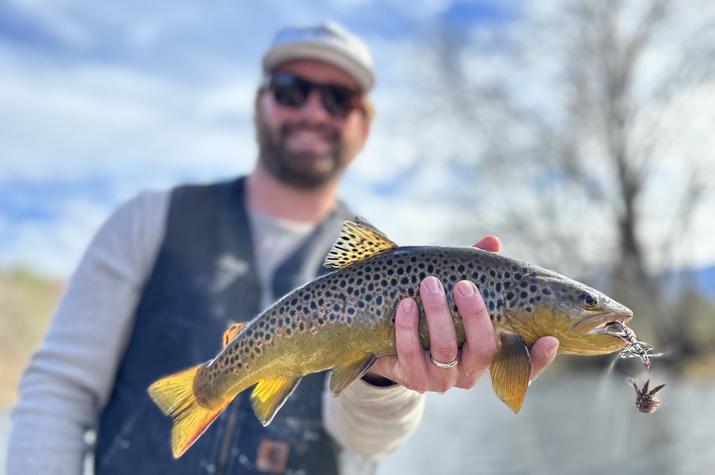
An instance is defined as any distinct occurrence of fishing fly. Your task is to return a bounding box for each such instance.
[631,379,665,414]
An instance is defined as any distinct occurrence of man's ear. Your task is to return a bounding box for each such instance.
[359,99,375,142]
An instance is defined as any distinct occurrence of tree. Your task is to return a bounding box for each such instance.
[402,0,715,352]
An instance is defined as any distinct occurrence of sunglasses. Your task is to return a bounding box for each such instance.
[265,71,362,118]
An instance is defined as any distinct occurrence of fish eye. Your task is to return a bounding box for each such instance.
[579,292,599,310]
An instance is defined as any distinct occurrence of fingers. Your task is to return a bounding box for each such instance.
[421,277,459,372]
[529,336,559,381]
[453,281,496,389]
[473,235,501,253]
[393,298,429,392]
[419,276,461,393]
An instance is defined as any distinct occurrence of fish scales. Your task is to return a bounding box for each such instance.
[149,219,637,458]
[209,247,530,382]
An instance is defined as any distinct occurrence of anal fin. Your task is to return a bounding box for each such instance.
[489,332,532,413]
[251,376,302,426]
[329,354,377,395]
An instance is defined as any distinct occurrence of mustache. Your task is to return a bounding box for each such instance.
[281,121,340,141]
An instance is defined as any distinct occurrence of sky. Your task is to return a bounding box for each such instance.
[1,0,714,278]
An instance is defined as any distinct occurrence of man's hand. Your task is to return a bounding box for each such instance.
[363,235,559,391]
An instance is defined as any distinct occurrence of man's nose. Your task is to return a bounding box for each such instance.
[298,90,331,121]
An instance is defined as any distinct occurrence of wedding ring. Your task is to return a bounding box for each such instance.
[430,353,458,369]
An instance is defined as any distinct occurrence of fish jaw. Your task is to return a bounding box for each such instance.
[562,313,634,355]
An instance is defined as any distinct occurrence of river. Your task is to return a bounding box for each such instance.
[377,372,715,475]
[3,373,714,474]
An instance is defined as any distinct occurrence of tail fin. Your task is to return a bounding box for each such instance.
[148,365,230,458]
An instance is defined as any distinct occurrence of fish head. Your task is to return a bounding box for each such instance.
[504,271,634,355]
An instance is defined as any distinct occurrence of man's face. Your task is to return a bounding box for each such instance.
[254,60,371,189]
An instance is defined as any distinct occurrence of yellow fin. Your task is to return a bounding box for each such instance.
[489,332,532,413]
[329,354,377,395]
[323,218,398,269]
[250,376,302,426]
[148,365,230,458]
[223,322,247,347]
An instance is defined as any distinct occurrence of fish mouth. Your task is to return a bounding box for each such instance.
[573,312,634,339]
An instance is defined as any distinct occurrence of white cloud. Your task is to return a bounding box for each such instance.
[2,0,714,278]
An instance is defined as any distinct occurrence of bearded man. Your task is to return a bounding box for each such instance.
[8,22,559,475]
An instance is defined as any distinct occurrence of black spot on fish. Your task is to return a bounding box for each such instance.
[530,285,538,292]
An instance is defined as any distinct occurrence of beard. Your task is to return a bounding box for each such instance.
[255,114,350,190]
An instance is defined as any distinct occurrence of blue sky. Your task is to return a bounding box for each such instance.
[0,0,523,275]
[2,0,714,277]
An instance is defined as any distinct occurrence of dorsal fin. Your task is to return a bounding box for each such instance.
[323,218,398,269]
[222,322,247,347]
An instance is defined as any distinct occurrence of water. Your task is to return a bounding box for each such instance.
[3,375,714,475]
[376,373,715,475]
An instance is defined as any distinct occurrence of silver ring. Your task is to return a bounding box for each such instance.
[430,353,458,369]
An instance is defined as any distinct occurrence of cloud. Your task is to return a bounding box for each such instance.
[2,0,714,278]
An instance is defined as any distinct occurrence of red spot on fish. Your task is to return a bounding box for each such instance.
[256,339,263,346]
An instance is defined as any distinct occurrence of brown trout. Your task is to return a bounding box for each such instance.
[148,219,635,457]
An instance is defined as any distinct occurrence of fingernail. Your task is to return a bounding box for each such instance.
[402,299,414,313]
[425,277,441,294]
[457,281,475,298]
[546,342,559,358]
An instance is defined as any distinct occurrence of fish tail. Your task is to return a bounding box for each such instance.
[148,364,230,458]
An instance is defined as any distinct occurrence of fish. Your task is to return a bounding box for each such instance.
[148,219,636,457]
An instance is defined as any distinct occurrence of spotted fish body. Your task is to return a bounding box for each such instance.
[149,220,635,457]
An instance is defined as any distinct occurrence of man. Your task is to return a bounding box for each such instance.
[8,22,559,474]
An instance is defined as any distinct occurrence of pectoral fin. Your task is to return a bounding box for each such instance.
[250,376,302,426]
[490,332,532,413]
[329,354,377,395]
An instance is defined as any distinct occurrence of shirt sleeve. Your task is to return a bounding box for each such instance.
[323,378,425,460]
[6,190,169,475]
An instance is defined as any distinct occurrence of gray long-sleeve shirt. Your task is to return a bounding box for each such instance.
[7,190,425,474]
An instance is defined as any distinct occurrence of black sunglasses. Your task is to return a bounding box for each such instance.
[265,71,361,118]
